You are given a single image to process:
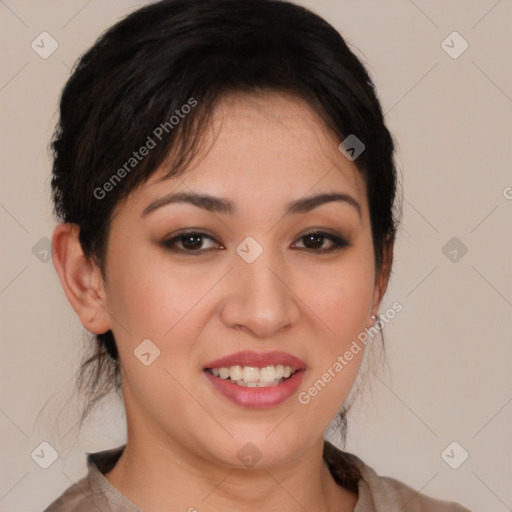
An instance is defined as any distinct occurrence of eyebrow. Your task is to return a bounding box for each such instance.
[141,191,362,219]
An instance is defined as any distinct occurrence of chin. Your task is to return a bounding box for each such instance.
[197,428,309,470]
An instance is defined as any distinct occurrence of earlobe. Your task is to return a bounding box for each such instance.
[369,240,394,326]
[51,223,111,334]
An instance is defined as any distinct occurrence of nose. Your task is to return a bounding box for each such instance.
[219,250,300,339]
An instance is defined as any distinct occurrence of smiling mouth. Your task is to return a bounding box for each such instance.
[205,364,299,387]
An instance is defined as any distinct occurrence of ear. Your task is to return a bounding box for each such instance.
[368,238,394,326]
[51,223,111,335]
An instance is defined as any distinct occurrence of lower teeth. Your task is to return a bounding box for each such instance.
[235,379,283,387]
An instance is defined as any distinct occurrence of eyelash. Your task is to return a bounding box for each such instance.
[161,230,350,255]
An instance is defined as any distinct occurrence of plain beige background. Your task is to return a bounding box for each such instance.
[1,1,511,511]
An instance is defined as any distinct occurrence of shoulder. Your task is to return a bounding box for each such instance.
[359,468,472,511]
[42,446,128,512]
[42,475,100,512]
[323,441,472,512]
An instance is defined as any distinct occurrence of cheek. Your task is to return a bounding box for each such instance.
[294,251,375,410]
[106,247,215,341]
[317,280,372,330]
[299,255,375,344]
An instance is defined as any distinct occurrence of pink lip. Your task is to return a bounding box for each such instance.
[204,369,305,409]
[203,350,306,409]
[203,350,306,370]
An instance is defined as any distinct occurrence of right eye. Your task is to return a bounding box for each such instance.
[161,231,224,254]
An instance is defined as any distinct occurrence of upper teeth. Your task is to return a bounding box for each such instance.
[211,364,295,384]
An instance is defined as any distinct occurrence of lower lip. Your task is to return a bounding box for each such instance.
[204,370,305,409]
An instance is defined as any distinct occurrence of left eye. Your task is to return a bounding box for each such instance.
[291,232,349,252]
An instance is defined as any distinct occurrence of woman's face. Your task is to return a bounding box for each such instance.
[100,92,386,468]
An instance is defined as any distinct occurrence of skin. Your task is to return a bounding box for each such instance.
[52,92,392,512]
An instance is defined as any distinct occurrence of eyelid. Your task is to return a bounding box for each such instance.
[163,228,217,240]
[294,226,347,241]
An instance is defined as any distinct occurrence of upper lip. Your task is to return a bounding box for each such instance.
[204,350,306,371]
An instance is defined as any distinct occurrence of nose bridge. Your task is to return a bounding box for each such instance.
[221,239,300,337]
[241,252,283,306]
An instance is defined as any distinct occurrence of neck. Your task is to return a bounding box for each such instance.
[104,426,357,511]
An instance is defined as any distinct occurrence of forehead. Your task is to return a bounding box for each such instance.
[137,92,368,216]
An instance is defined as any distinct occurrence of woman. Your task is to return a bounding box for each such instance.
[44,0,471,510]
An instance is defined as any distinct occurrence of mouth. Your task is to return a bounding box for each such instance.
[203,351,306,408]
[205,364,299,387]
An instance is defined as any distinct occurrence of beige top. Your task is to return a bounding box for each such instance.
[43,441,472,511]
